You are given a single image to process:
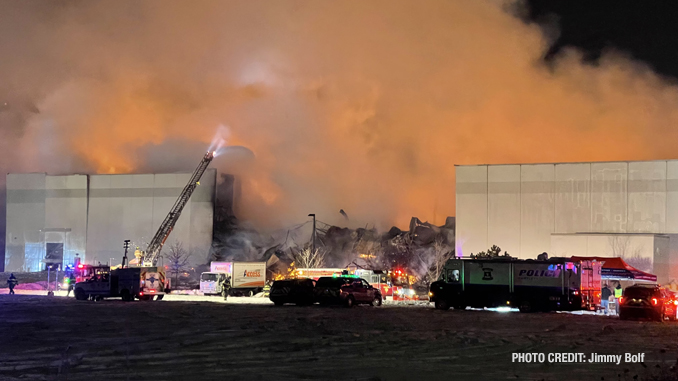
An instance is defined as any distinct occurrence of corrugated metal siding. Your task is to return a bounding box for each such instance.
[5,169,217,271]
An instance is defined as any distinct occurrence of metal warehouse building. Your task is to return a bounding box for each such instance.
[5,169,216,272]
[455,161,678,284]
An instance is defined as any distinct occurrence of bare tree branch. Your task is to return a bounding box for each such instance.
[164,241,192,288]
[417,235,454,286]
[293,247,327,269]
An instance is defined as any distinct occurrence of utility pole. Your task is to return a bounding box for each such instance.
[122,240,130,268]
[308,214,316,254]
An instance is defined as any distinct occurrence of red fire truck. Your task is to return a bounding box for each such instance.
[295,268,344,280]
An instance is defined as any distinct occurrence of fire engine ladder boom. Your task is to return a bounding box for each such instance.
[143,151,215,266]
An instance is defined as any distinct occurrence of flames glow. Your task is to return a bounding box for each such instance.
[2,1,678,230]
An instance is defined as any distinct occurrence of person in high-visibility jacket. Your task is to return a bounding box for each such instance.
[263,281,272,297]
[614,283,622,315]
[66,274,76,297]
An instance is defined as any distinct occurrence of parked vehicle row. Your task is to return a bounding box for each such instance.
[270,276,383,307]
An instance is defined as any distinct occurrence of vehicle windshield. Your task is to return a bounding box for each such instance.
[201,273,219,281]
[624,287,658,299]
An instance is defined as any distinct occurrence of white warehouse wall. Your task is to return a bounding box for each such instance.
[5,174,46,271]
[456,160,678,279]
[5,169,216,272]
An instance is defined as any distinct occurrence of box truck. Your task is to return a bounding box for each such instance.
[200,261,267,296]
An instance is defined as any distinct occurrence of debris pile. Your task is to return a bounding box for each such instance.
[210,214,456,285]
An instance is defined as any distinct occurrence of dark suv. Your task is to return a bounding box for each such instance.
[269,278,316,306]
[314,276,382,307]
[619,285,677,321]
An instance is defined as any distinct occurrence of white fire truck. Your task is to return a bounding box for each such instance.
[429,257,601,312]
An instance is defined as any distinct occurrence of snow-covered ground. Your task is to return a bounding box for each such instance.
[2,293,678,381]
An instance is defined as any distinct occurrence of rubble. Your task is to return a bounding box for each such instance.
[209,213,456,285]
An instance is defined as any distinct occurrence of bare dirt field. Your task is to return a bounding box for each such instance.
[2,293,678,381]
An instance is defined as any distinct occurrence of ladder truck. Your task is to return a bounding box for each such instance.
[140,150,215,266]
[73,151,216,301]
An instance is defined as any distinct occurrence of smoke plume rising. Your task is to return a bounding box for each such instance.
[2,0,678,231]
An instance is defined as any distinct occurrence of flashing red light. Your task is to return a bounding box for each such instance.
[652,298,658,305]
[618,296,623,305]
[77,264,84,269]
[139,292,144,296]
[573,290,579,296]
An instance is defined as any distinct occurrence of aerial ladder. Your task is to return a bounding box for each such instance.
[140,150,215,266]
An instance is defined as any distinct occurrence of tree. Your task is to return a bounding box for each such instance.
[470,245,510,259]
[292,247,327,269]
[417,236,455,286]
[164,241,192,288]
[608,236,651,272]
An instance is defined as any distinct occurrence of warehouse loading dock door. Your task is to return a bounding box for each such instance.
[45,243,64,270]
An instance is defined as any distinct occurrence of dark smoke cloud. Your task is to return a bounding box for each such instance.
[1,0,678,234]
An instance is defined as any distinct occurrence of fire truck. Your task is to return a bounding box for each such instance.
[73,266,167,301]
[72,151,214,301]
[429,257,601,312]
[60,262,103,290]
[294,268,345,280]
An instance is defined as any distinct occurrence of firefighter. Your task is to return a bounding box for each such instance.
[263,281,272,297]
[614,283,623,315]
[219,274,231,301]
[601,284,612,315]
[66,274,76,297]
[7,273,18,295]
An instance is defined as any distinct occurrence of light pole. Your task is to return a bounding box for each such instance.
[122,240,130,268]
[308,214,316,254]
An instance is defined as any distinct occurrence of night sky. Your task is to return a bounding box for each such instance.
[526,1,678,79]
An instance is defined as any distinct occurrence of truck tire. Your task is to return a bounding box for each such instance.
[156,295,164,301]
[74,288,87,301]
[434,299,450,310]
[120,290,132,302]
[345,295,355,308]
[656,310,664,322]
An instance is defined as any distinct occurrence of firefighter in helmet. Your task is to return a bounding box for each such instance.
[219,274,231,301]
[7,273,18,295]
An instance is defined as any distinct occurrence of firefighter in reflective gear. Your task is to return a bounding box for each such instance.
[263,281,272,297]
[219,275,231,301]
[614,283,623,315]
[66,274,76,297]
[7,274,18,295]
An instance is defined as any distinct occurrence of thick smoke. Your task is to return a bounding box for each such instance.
[2,0,678,232]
